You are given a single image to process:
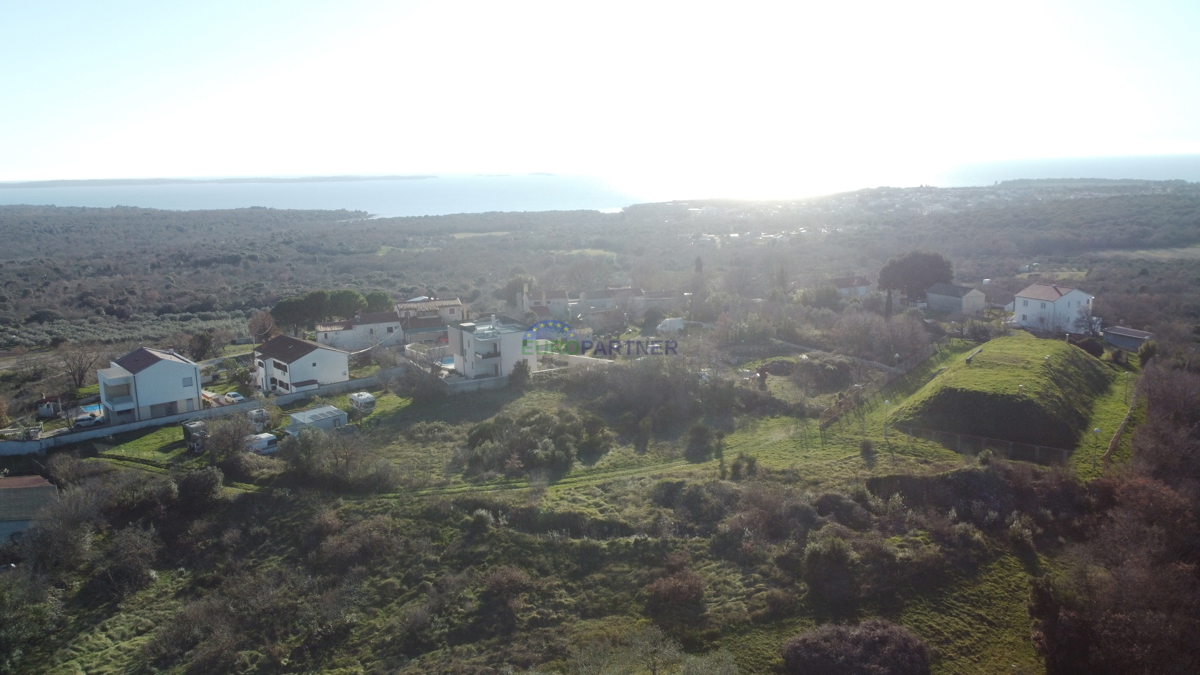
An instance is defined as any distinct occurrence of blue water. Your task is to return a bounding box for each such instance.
[0,174,641,217]
[81,404,102,414]
[441,356,455,367]
[936,154,1200,187]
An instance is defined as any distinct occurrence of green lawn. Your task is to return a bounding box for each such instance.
[93,425,197,469]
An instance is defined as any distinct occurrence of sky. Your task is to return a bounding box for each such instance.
[2,0,1199,199]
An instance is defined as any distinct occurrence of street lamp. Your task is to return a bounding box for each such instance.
[1018,384,1024,396]
[1092,427,1101,471]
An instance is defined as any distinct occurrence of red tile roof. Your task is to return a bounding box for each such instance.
[1016,283,1087,302]
[0,475,53,490]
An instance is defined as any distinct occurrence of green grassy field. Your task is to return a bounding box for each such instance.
[32,333,1145,675]
[893,332,1114,450]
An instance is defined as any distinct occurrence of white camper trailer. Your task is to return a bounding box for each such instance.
[349,392,376,414]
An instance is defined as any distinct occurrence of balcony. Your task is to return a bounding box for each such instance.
[476,350,502,360]
[106,395,136,411]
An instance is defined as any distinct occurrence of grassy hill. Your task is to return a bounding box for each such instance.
[892,332,1115,449]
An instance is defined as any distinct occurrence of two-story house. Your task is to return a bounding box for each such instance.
[254,335,349,395]
[316,310,404,352]
[1010,283,1094,332]
[447,315,536,379]
[99,347,203,424]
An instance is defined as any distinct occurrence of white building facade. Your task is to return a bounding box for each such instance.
[447,315,536,379]
[98,347,203,424]
[254,335,349,395]
[316,311,404,352]
[1010,283,1094,332]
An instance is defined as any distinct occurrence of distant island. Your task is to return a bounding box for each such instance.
[0,175,437,189]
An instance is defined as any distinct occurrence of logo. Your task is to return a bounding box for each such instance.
[522,320,678,357]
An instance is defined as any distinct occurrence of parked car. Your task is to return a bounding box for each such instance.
[224,392,245,404]
[73,415,105,428]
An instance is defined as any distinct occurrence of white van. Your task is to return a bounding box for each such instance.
[244,433,279,454]
[657,317,685,333]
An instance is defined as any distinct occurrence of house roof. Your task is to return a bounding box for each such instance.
[0,475,57,521]
[256,335,342,364]
[529,305,552,318]
[645,290,679,299]
[316,311,400,331]
[114,347,196,374]
[1104,326,1154,340]
[290,405,347,424]
[926,283,977,298]
[544,290,569,299]
[401,315,448,332]
[830,276,871,289]
[395,297,462,311]
[1016,283,1090,302]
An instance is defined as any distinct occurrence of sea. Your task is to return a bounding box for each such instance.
[1,155,1198,216]
[0,174,643,218]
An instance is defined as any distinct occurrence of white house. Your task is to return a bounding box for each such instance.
[99,347,203,424]
[447,315,536,380]
[254,335,349,395]
[395,297,462,323]
[316,310,404,352]
[830,276,872,297]
[925,283,986,315]
[1010,283,1094,332]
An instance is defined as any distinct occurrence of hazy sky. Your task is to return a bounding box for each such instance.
[2,0,1198,198]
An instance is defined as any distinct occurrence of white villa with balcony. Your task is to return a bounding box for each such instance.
[254,335,349,395]
[447,315,535,380]
[98,347,203,424]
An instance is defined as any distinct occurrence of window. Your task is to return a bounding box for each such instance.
[1040,302,1046,309]
[450,308,456,314]
[387,327,394,333]
[324,333,329,338]
[1021,314,1027,320]
[273,361,288,373]
[182,377,193,387]
[369,328,374,335]
[1022,300,1028,307]
[312,362,317,367]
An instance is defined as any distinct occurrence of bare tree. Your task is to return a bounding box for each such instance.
[57,341,105,391]
[205,414,254,465]
[248,310,280,342]
[624,625,682,675]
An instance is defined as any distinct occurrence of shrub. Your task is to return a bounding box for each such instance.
[685,422,716,461]
[803,533,861,604]
[99,525,161,596]
[782,619,931,675]
[177,467,225,513]
[508,359,531,388]
[0,573,62,675]
[645,569,706,619]
[1138,339,1158,365]
[1074,337,1105,358]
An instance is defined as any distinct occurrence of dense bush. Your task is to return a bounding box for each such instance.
[458,409,611,478]
[803,531,862,605]
[781,619,930,675]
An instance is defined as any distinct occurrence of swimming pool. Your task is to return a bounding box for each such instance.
[80,403,102,414]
